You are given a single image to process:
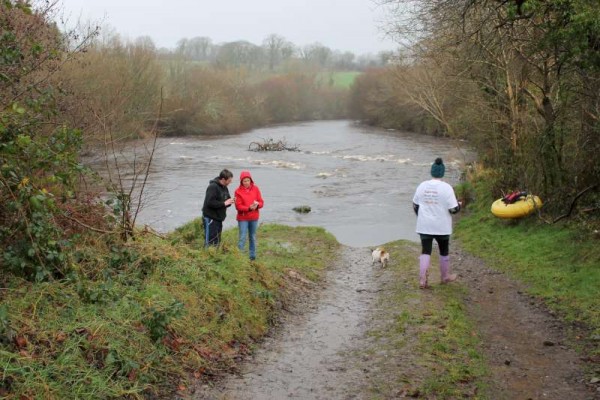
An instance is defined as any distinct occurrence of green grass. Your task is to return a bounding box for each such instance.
[455,206,600,344]
[0,222,338,399]
[317,71,361,89]
[359,241,488,399]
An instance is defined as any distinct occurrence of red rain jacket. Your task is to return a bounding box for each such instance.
[234,171,264,221]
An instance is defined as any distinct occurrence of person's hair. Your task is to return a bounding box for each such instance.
[219,169,233,180]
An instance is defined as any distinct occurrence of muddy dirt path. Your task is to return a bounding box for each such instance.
[452,247,596,400]
[194,246,380,399]
[193,244,597,400]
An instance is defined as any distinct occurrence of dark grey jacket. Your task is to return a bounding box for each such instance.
[202,178,231,221]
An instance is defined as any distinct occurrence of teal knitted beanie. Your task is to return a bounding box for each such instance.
[431,158,445,178]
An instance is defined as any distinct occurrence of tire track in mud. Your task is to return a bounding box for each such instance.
[453,247,596,400]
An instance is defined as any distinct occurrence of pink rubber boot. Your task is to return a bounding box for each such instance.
[440,255,457,283]
[419,254,430,289]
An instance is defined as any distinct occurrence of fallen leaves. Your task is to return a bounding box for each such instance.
[14,335,28,349]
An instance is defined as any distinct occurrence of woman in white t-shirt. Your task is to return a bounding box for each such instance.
[412,158,461,289]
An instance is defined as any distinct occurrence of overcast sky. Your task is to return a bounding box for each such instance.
[58,0,398,55]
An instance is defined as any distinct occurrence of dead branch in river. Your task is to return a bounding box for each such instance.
[248,137,300,152]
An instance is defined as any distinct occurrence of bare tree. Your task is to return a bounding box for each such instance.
[379,0,600,212]
[188,36,213,61]
[391,60,455,136]
[332,51,356,70]
[216,40,265,69]
[100,92,164,241]
[301,43,332,68]
[262,34,288,71]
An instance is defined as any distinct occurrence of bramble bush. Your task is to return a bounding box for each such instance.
[0,1,95,281]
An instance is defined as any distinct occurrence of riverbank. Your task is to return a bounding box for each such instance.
[1,214,598,398]
[0,223,338,399]
[194,228,598,399]
[189,192,599,398]
[455,202,600,342]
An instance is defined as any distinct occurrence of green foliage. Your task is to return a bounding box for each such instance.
[0,224,339,398]
[1,1,32,13]
[2,131,68,278]
[171,217,204,245]
[453,181,474,207]
[76,277,120,305]
[0,4,96,281]
[107,245,139,269]
[0,109,86,280]
[143,301,184,342]
[464,167,504,213]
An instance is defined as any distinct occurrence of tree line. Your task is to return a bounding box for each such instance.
[350,0,599,217]
[171,34,393,71]
[0,1,362,280]
[59,32,385,140]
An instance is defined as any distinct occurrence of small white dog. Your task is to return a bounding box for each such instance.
[371,247,390,267]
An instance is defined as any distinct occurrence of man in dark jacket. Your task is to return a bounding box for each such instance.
[202,169,234,247]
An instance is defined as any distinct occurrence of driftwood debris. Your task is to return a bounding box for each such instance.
[248,138,299,152]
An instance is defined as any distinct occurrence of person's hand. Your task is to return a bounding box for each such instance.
[225,198,234,206]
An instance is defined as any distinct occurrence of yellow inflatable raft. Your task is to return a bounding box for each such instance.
[491,195,542,219]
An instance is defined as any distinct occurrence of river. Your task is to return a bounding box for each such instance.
[134,120,469,247]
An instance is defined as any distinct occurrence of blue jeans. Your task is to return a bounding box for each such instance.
[238,220,258,259]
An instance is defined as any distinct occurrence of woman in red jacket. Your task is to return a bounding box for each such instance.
[234,170,264,260]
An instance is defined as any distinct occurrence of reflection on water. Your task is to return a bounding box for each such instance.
[98,120,472,247]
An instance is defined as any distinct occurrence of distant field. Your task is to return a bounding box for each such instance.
[158,59,362,89]
[318,71,361,88]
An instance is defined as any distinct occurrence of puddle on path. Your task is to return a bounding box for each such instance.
[194,246,379,399]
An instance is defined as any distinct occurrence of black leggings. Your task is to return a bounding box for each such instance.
[420,234,450,256]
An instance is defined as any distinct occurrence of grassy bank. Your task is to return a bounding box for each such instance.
[454,198,600,350]
[0,222,338,399]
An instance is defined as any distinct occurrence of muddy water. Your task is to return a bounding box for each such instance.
[131,120,470,246]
